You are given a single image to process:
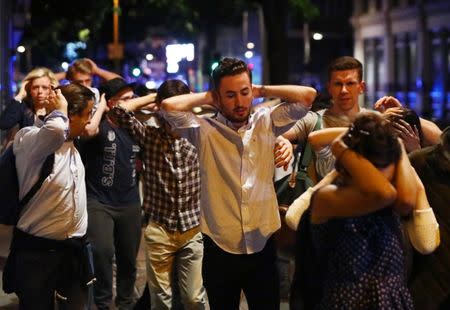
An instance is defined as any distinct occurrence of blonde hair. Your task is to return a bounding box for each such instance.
[66,58,93,81]
[21,67,58,111]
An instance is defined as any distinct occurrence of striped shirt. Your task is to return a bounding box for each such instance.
[110,106,200,232]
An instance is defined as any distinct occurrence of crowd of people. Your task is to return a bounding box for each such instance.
[0,55,448,310]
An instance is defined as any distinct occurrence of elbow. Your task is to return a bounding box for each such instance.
[160,100,175,112]
[307,132,321,151]
[304,87,317,108]
[372,185,397,207]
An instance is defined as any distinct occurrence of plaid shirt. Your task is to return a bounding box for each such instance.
[110,106,200,232]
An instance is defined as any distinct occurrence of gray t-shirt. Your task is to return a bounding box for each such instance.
[290,107,367,178]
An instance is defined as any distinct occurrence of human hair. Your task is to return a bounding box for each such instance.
[156,79,190,103]
[23,67,58,110]
[342,112,401,168]
[385,107,423,146]
[66,58,93,81]
[211,57,252,90]
[58,83,95,116]
[441,126,450,152]
[328,56,363,82]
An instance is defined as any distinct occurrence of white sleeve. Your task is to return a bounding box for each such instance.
[405,208,440,255]
[285,187,315,230]
[271,103,310,129]
[160,110,201,129]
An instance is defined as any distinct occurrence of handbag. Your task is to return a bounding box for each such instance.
[274,113,322,250]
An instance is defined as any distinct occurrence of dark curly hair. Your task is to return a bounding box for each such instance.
[342,112,401,168]
[211,57,252,90]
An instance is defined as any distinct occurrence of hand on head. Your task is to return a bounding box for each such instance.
[47,88,68,114]
[374,96,402,112]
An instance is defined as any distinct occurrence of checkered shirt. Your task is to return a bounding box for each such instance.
[111,106,200,232]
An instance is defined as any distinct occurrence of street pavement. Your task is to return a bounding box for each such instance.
[0,225,288,309]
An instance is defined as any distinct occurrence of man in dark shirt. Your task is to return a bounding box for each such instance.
[408,126,450,309]
[78,78,142,310]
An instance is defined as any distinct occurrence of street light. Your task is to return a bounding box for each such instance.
[17,46,25,53]
[312,32,323,41]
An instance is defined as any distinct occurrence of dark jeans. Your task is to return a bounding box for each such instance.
[10,229,92,310]
[87,197,142,310]
[202,235,280,310]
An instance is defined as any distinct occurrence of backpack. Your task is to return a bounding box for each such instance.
[0,144,54,225]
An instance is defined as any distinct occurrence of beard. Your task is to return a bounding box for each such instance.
[222,107,251,124]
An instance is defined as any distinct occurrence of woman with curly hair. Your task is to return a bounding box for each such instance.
[310,111,415,309]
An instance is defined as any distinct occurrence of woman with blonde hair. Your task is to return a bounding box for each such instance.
[0,67,58,131]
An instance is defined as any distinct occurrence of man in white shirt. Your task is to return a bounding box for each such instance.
[161,57,316,309]
[9,83,94,309]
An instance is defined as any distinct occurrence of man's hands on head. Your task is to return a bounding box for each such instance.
[374,96,402,112]
[47,88,68,116]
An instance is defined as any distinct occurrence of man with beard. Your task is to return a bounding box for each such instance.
[160,57,316,309]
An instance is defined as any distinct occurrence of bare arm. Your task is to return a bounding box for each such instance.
[311,138,397,223]
[252,85,316,109]
[117,93,158,112]
[161,91,215,112]
[274,135,293,170]
[392,141,417,215]
[83,94,108,138]
[54,71,67,81]
[375,96,442,146]
[86,58,121,81]
[308,127,347,152]
[420,118,442,146]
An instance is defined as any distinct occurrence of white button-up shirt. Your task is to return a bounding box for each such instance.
[164,103,308,254]
[13,111,87,240]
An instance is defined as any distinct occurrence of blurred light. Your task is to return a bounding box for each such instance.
[167,62,179,74]
[65,41,87,60]
[17,46,25,53]
[247,42,255,49]
[244,51,253,59]
[192,107,202,114]
[247,63,254,70]
[145,80,157,89]
[312,32,323,40]
[61,62,69,70]
[78,28,90,42]
[132,67,142,77]
[166,43,195,73]
[211,62,219,71]
[146,53,154,61]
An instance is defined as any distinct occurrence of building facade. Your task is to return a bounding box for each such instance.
[352,0,450,124]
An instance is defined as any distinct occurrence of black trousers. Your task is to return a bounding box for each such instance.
[8,229,93,310]
[202,235,280,310]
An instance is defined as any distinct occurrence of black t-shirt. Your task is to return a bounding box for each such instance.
[78,117,140,206]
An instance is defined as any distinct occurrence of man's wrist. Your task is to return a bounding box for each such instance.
[260,85,266,98]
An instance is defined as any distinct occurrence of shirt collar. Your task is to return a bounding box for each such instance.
[216,112,253,132]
